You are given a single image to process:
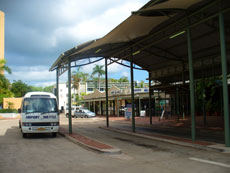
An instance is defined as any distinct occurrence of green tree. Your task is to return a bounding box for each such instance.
[92,65,105,90]
[140,80,145,88]
[0,74,11,89]
[0,88,14,106]
[0,59,11,75]
[80,72,89,82]
[0,60,13,107]
[0,59,12,89]
[11,80,31,97]
[109,78,118,82]
[71,68,82,95]
[43,85,54,93]
[80,72,89,93]
[29,86,43,92]
[118,76,129,83]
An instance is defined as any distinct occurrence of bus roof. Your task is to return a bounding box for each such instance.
[24,92,56,99]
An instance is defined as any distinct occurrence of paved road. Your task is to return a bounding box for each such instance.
[0,118,229,173]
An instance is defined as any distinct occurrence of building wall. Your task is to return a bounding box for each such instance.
[0,11,5,75]
[57,83,78,110]
[57,81,134,110]
[3,98,22,109]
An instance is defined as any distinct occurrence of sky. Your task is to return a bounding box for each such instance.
[0,0,149,87]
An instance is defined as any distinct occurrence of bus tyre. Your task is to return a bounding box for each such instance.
[52,132,57,137]
[22,133,27,138]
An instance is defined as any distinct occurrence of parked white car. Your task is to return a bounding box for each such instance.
[74,109,96,118]
[65,106,81,117]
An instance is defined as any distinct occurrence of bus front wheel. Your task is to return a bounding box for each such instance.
[22,133,27,138]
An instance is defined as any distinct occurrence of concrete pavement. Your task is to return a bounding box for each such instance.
[1,118,230,173]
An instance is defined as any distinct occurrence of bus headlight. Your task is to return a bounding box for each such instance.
[51,122,59,126]
[22,123,32,126]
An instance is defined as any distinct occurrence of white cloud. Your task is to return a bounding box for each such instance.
[34,81,56,87]
[2,0,149,86]
[6,66,56,86]
[52,0,146,42]
[122,71,129,77]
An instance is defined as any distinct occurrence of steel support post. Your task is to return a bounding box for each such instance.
[100,101,102,115]
[173,96,176,116]
[130,51,136,132]
[219,12,230,147]
[182,65,185,119]
[186,92,189,116]
[158,90,160,116]
[113,100,115,115]
[187,27,196,141]
[68,60,72,134]
[105,58,109,127]
[202,88,206,125]
[117,99,120,117]
[149,73,152,124]
[139,97,141,117]
[164,91,167,119]
[56,69,59,110]
[176,87,179,120]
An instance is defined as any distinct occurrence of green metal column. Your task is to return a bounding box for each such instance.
[56,68,59,110]
[139,97,141,117]
[182,64,185,119]
[176,87,179,120]
[105,57,109,127]
[202,87,206,125]
[173,96,176,116]
[187,27,196,141]
[130,50,135,132]
[158,90,160,116]
[186,91,189,116]
[100,101,103,115]
[219,12,230,147]
[68,60,72,134]
[149,72,152,124]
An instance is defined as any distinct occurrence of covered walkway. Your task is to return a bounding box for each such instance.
[50,0,230,147]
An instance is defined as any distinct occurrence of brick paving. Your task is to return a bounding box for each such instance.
[99,115,225,146]
[107,115,225,132]
[59,127,114,150]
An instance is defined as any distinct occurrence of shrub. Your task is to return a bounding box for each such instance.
[0,109,18,113]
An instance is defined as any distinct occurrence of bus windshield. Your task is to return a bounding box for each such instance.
[22,98,58,113]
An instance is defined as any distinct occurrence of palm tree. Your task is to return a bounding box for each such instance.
[71,67,81,96]
[92,65,105,91]
[80,72,89,93]
[140,80,145,88]
[0,60,13,107]
[0,59,12,89]
[0,59,11,75]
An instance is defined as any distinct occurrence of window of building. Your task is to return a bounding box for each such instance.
[87,88,93,91]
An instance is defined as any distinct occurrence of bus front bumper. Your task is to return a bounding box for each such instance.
[21,126,59,133]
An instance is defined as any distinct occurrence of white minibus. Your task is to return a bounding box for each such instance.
[19,92,59,138]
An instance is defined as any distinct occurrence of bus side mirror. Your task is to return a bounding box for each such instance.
[18,109,21,113]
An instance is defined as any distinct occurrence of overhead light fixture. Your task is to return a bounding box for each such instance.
[95,49,101,53]
[169,30,185,39]
[132,50,141,56]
